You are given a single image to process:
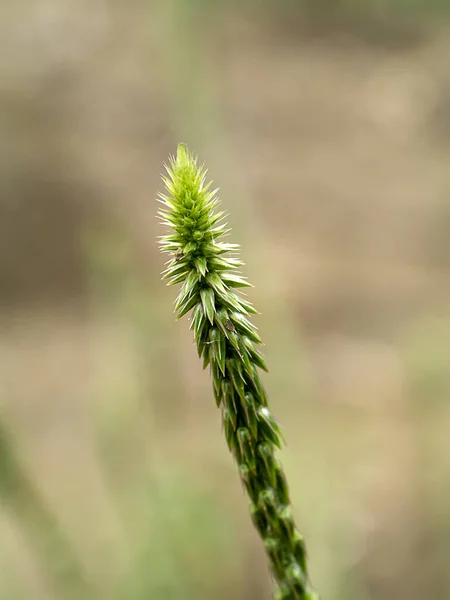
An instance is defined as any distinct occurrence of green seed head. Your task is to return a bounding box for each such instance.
[158,144,318,599]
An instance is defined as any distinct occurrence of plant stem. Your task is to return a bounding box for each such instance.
[158,144,319,599]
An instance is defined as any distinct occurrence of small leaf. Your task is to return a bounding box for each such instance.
[206,272,227,295]
[184,241,197,254]
[167,271,190,286]
[249,365,268,407]
[250,503,269,536]
[209,327,226,375]
[202,345,211,369]
[192,307,209,357]
[201,243,219,257]
[211,360,221,394]
[227,331,244,360]
[257,407,284,448]
[213,384,222,408]
[275,584,292,600]
[222,407,237,452]
[227,359,246,401]
[190,302,203,331]
[211,223,230,238]
[161,261,188,279]
[274,464,290,506]
[194,256,208,277]
[286,562,307,590]
[208,257,244,271]
[216,242,240,253]
[258,419,282,449]
[215,308,231,338]
[221,272,253,288]
[240,464,258,498]
[241,335,259,368]
[223,388,237,430]
[237,297,259,315]
[258,489,277,523]
[257,443,276,487]
[277,506,295,539]
[236,427,255,473]
[175,277,197,313]
[176,292,199,319]
[185,268,199,290]
[217,332,227,376]
[242,393,258,438]
[264,538,284,581]
[231,357,246,384]
[240,345,254,377]
[230,312,262,344]
[215,288,242,312]
[200,288,215,325]
[292,531,308,574]
[196,340,206,359]
[221,379,237,416]
[248,345,269,372]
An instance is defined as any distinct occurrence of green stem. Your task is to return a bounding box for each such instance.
[158,144,319,599]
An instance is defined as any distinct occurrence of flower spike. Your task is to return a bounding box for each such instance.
[158,143,319,600]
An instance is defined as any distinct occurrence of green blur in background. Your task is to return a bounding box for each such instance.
[1,1,450,599]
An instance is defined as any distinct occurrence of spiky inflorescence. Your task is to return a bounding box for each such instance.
[158,144,319,600]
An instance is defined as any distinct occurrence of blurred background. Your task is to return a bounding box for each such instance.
[1,1,450,599]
